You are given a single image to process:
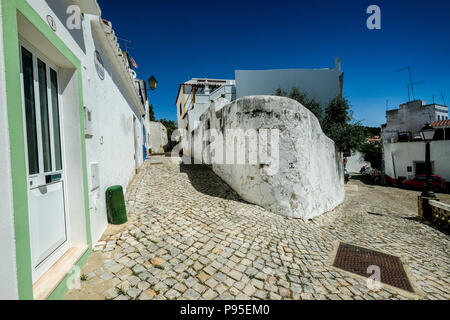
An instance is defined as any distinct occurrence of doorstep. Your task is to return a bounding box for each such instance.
[32,245,89,300]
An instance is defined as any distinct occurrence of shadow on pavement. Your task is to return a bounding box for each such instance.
[179,163,246,202]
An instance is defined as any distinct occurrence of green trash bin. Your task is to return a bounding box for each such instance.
[106,185,127,225]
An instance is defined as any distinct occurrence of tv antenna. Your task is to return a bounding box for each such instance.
[385,100,395,111]
[385,100,398,112]
[441,92,447,106]
[407,81,424,101]
[117,37,134,52]
[397,66,423,101]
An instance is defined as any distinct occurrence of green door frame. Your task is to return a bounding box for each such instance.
[1,0,92,300]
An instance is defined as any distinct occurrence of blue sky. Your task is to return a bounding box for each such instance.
[98,0,450,127]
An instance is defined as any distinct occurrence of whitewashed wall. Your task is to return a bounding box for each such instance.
[149,121,168,153]
[187,99,210,132]
[384,141,450,181]
[346,150,371,173]
[198,96,345,219]
[83,15,144,243]
[0,0,19,299]
[178,84,236,157]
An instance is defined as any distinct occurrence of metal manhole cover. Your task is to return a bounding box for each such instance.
[333,242,414,293]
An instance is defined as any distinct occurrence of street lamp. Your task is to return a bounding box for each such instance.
[420,123,436,198]
[148,75,158,91]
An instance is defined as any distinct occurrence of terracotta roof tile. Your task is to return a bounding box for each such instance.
[430,120,450,127]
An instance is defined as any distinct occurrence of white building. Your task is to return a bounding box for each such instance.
[149,121,168,154]
[383,116,450,182]
[0,0,146,299]
[384,140,450,182]
[381,100,449,143]
[175,78,236,156]
[235,58,344,109]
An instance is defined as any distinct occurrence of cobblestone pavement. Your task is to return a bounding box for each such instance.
[65,156,450,300]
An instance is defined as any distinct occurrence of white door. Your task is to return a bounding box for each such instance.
[20,44,69,283]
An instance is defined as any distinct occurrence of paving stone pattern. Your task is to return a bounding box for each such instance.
[65,156,450,300]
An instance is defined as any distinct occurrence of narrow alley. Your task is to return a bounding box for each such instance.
[65,156,450,300]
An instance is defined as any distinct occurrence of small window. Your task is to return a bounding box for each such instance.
[37,59,52,173]
[22,47,39,175]
[50,68,62,171]
[179,104,182,115]
[407,166,412,172]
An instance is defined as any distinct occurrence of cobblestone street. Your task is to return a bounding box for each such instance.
[65,155,450,300]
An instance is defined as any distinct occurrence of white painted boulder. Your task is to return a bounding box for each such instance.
[198,95,345,219]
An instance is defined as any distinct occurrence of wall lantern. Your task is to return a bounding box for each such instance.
[420,123,435,141]
[148,75,158,91]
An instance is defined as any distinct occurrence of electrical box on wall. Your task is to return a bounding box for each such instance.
[90,162,100,191]
[84,107,93,138]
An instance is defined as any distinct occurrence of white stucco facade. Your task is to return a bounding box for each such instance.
[384,141,450,181]
[175,78,236,156]
[235,58,343,110]
[85,14,144,243]
[197,96,345,219]
[149,121,168,153]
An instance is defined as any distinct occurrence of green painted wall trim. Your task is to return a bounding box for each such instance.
[2,0,33,300]
[1,0,92,299]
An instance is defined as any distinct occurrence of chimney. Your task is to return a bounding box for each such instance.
[334,57,341,71]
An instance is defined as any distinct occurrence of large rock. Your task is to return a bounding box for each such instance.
[197,95,345,219]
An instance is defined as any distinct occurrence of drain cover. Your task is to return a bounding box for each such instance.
[333,243,414,293]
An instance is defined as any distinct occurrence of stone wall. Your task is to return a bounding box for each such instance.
[197,95,345,219]
[418,196,449,231]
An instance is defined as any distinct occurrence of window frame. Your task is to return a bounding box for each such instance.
[19,39,64,179]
